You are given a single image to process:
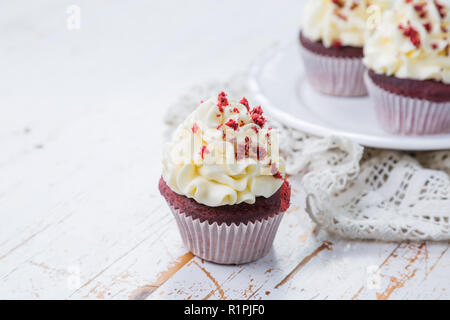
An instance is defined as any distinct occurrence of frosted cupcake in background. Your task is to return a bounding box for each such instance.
[364,0,450,135]
[299,0,383,96]
[159,92,291,265]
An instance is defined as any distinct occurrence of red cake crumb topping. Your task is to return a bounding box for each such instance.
[350,2,359,10]
[423,22,432,33]
[191,123,199,134]
[225,119,239,131]
[232,107,240,113]
[240,97,250,111]
[200,146,209,159]
[332,40,343,49]
[335,10,348,21]
[217,91,229,113]
[332,0,344,8]
[399,23,421,48]
[250,106,267,128]
[414,3,427,18]
[434,1,446,18]
[270,162,283,180]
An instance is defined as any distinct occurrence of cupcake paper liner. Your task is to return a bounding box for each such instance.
[364,72,450,135]
[169,205,284,265]
[299,45,367,97]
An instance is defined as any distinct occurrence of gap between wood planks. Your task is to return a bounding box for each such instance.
[130,252,194,300]
[352,241,450,300]
[274,241,333,289]
[200,241,334,300]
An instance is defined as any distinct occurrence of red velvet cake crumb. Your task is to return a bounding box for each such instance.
[240,97,250,111]
[159,177,291,225]
[200,146,209,159]
[191,123,199,134]
[398,24,421,48]
[332,0,344,8]
[250,106,267,128]
[217,91,229,113]
[225,119,239,130]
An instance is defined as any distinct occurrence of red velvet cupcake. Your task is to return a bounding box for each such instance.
[160,92,291,264]
[299,0,373,96]
[363,0,450,135]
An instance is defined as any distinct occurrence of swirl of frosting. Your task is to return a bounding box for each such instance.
[302,0,382,48]
[162,93,285,207]
[364,0,450,83]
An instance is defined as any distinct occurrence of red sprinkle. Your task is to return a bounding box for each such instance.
[335,11,348,21]
[332,40,342,49]
[350,2,359,10]
[250,106,267,128]
[271,162,283,179]
[434,1,446,19]
[191,123,199,134]
[332,0,344,8]
[251,106,263,115]
[225,119,239,131]
[240,97,250,111]
[398,23,421,48]
[200,146,209,160]
[413,3,427,18]
[217,91,229,113]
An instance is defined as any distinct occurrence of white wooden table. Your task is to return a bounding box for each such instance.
[1,0,449,300]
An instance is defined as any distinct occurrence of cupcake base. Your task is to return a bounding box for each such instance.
[299,32,367,97]
[170,206,284,265]
[364,71,450,135]
[159,177,291,265]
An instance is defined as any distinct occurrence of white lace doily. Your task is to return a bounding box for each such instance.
[164,74,450,241]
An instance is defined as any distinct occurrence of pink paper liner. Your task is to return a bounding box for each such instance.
[169,206,284,265]
[299,44,367,97]
[364,71,450,135]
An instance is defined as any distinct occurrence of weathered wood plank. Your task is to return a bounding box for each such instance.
[352,242,450,300]
[0,106,185,299]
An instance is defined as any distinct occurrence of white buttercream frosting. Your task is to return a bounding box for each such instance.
[364,0,450,83]
[301,0,385,48]
[162,93,285,207]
